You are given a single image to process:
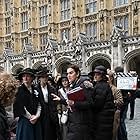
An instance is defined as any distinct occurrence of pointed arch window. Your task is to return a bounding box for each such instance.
[5,0,10,11]
[5,17,11,34]
[21,37,29,47]
[21,12,28,31]
[85,0,97,14]
[61,0,70,20]
[40,5,48,26]
[114,15,129,35]
[21,0,28,6]
[114,0,128,7]
[85,22,97,40]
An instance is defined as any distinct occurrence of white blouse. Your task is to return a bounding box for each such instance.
[41,85,48,103]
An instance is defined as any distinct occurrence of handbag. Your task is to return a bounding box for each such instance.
[60,109,68,124]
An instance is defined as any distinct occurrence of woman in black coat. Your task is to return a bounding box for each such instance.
[13,68,42,140]
[36,68,60,140]
[66,64,95,140]
[90,65,115,140]
[0,72,18,140]
[53,64,94,140]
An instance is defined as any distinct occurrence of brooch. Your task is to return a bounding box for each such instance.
[34,90,39,97]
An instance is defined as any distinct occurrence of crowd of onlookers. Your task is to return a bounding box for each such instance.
[0,64,140,140]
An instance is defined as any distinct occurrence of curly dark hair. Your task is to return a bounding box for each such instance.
[0,72,18,107]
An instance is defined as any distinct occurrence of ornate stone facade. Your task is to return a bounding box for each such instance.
[0,31,140,77]
[0,0,140,76]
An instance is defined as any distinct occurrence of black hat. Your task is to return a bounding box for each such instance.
[62,73,68,79]
[61,74,67,79]
[93,65,107,75]
[57,74,68,86]
[36,67,49,78]
[18,68,35,79]
[58,74,68,82]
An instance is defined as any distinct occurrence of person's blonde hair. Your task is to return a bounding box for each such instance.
[0,72,18,107]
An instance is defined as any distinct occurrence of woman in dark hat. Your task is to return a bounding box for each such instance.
[57,74,70,140]
[90,65,115,140]
[36,67,60,140]
[13,68,42,140]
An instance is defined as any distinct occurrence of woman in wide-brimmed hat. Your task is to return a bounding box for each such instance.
[36,67,61,140]
[13,68,42,140]
[18,68,35,81]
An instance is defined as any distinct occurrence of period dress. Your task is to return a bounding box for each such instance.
[36,83,60,140]
[13,84,42,140]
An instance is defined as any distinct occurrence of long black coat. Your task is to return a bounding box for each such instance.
[91,80,115,140]
[66,78,93,140]
[36,83,60,140]
[13,84,41,118]
[0,105,10,140]
[13,84,42,140]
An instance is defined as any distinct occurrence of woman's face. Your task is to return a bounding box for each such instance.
[67,68,78,83]
[61,78,69,87]
[22,74,33,85]
[94,73,102,82]
[40,76,48,85]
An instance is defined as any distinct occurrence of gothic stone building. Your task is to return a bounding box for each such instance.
[0,0,140,76]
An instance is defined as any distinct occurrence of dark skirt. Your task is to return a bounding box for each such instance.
[67,123,91,140]
[40,104,58,140]
[16,116,42,140]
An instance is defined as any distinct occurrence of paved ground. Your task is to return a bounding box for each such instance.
[126,98,140,140]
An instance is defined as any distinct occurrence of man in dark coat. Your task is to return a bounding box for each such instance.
[36,67,60,140]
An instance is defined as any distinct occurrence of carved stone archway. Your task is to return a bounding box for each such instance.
[87,53,111,71]
[124,48,140,75]
[55,56,71,74]
[124,48,140,65]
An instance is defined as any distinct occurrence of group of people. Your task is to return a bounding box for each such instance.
[0,64,133,140]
